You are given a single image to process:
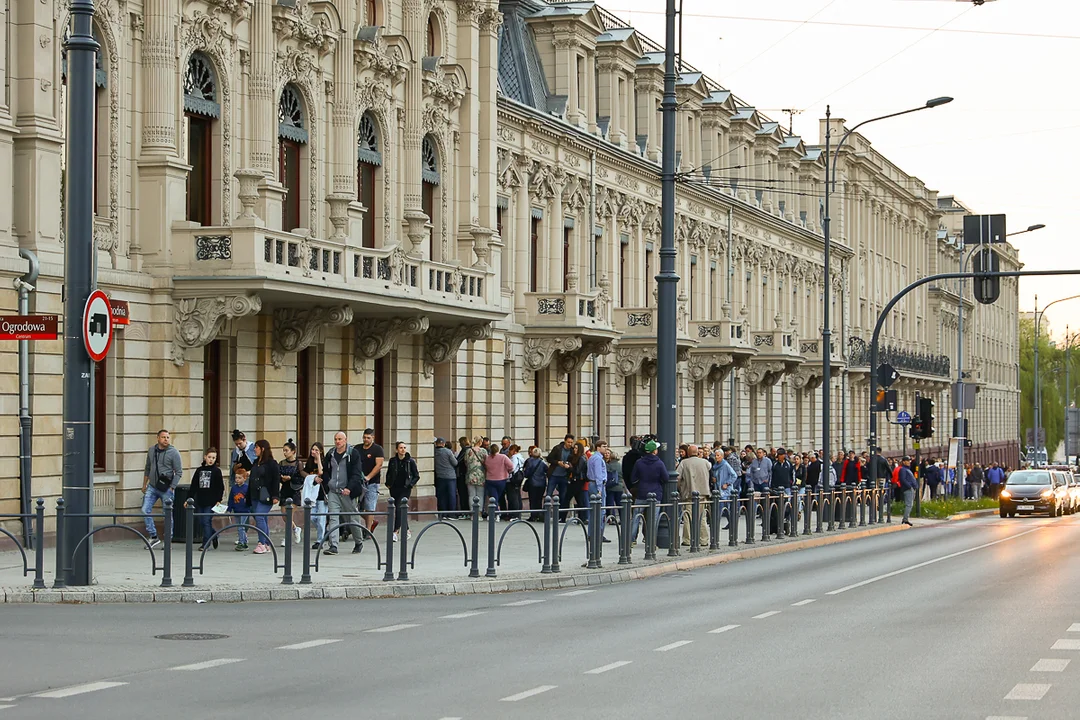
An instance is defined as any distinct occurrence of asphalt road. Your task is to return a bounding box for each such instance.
[3,514,1080,719]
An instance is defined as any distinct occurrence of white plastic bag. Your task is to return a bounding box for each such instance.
[301,475,320,505]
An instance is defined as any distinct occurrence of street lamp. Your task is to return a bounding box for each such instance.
[1032,293,1080,466]
[822,96,952,490]
[955,222,1044,492]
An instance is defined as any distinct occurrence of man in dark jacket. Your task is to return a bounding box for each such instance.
[924,459,943,500]
[433,438,459,515]
[840,451,862,486]
[869,448,891,486]
[770,448,794,492]
[622,436,643,496]
[897,456,918,526]
[630,440,668,542]
[323,431,365,555]
[805,451,823,490]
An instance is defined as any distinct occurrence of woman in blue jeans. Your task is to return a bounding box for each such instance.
[247,439,280,554]
[482,443,514,522]
[188,447,224,550]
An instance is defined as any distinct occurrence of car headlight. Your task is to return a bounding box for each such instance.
[1000,489,1011,498]
[1041,489,1054,498]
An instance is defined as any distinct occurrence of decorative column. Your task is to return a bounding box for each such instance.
[455,2,481,264]
[546,168,564,292]
[249,0,275,175]
[401,0,427,256]
[513,158,529,313]
[585,50,597,135]
[330,0,355,198]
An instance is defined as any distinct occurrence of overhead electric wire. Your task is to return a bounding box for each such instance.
[722,0,838,82]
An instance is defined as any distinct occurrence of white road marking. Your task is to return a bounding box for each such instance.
[440,611,486,619]
[584,661,633,675]
[171,658,245,671]
[500,685,557,702]
[503,599,545,606]
[986,716,1028,720]
[654,641,693,652]
[792,599,817,607]
[558,590,596,597]
[708,624,740,634]
[753,611,781,619]
[1004,684,1051,701]
[1068,623,1080,632]
[437,717,462,720]
[1051,639,1080,650]
[277,639,342,650]
[34,682,128,699]
[827,527,1043,595]
[0,706,15,711]
[1031,659,1070,672]
[365,624,421,633]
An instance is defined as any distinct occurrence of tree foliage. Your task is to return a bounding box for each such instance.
[1019,318,1080,454]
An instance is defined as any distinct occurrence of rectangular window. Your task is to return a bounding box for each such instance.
[533,370,546,448]
[202,340,222,452]
[373,357,386,446]
[496,207,504,238]
[645,247,654,306]
[530,218,540,293]
[619,238,628,307]
[93,360,107,472]
[279,140,301,232]
[422,181,435,259]
[297,348,311,457]
[186,115,213,225]
[358,162,376,248]
[690,257,697,319]
[563,226,572,292]
[597,368,608,440]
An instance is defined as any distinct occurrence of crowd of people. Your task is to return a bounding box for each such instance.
[138,428,1018,554]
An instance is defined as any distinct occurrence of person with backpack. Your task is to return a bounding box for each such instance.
[505,444,527,518]
[189,447,225,551]
[323,432,365,556]
[523,447,548,521]
[386,441,420,541]
[482,442,515,522]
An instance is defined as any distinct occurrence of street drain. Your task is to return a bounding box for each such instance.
[155,633,229,641]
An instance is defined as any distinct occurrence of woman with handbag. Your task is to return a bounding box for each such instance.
[523,447,548,521]
[464,436,488,516]
[300,442,328,549]
[386,441,420,541]
[504,444,526,519]
[482,443,514,522]
[247,439,280,554]
[278,440,303,547]
[566,442,589,523]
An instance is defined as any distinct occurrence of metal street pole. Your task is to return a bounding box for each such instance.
[1066,326,1071,466]
[656,0,680,541]
[62,0,99,586]
[1033,293,1080,468]
[822,97,951,489]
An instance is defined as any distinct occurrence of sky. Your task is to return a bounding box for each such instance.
[605,0,1080,340]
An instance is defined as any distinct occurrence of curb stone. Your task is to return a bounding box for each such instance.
[4,522,908,604]
[946,508,999,522]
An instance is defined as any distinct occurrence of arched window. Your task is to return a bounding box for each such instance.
[421,134,439,259]
[366,0,378,26]
[184,52,219,226]
[426,14,437,57]
[357,112,381,249]
[278,84,308,232]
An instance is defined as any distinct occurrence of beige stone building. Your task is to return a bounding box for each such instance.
[0,0,1020,521]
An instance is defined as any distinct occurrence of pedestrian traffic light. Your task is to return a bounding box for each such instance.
[918,397,935,438]
[910,416,924,440]
[872,388,898,412]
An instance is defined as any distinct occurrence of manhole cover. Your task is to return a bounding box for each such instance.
[155,633,229,641]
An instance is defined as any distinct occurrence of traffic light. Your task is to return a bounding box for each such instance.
[972,247,1001,305]
[873,388,898,412]
[918,397,935,438]
[911,416,924,440]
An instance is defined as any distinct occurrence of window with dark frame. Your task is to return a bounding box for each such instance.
[421,135,440,259]
[530,217,540,293]
[297,348,311,457]
[366,0,377,25]
[357,112,381,249]
[278,84,307,233]
[202,340,221,452]
[562,226,571,292]
[426,15,437,57]
[184,52,220,226]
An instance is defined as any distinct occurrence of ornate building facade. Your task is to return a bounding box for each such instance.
[0,0,1019,518]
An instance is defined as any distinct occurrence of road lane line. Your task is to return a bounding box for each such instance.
[792,599,816,606]
[1051,639,1080,650]
[0,705,16,710]
[827,527,1043,595]
[1004,684,1050,701]
[708,624,740,634]
[753,611,781,619]
[34,682,128,699]
[584,661,633,675]
[654,641,693,652]
[503,599,545,606]
[1032,659,1070,672]
[171,658,245,671]
[278,639,342,650]
[500,685,557,702]
[1069,623,1080,632]
[558,590,596,597]
[365,624,421,633]
[986,716,1028,720]
[440,611,486,619]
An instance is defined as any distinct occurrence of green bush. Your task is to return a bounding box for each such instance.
[890,496,999,520]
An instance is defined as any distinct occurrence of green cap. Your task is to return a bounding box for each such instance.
[644,440,659,453]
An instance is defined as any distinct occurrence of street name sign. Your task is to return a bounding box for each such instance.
[0,315,59,341]
[896,411,912,425]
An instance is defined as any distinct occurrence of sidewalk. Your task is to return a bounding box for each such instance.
[0,516,912,604]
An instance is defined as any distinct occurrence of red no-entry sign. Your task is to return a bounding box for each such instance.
[83,289,113,362]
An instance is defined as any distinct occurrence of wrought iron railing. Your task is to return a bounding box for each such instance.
[848,337,951,378]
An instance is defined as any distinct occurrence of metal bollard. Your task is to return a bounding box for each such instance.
[839,489,848,530]
[282,498,294,585]
[708,493,720,551]
[668,492,681,557]
[816,488,824,533]
[161,499,174,588]
[745,494,755,544]
[859,489,867,526]
[761,493,771,542]
[645,494,658,561]
[382,499,396,582]
[397,500,410,581]
[619,496,632,564]
[886,485,893,523]
[541,495,553,573]
[588,493,602,569]
[52,498,67,589]
[183,499,195,588]
[728,497,738,547]
[827,490,836,531]
[33,499,46,589]
[486,497,498,578]
[301,500,313,584]
[869,487,877,524]
[690,492,702,553]
[550,491,561,573]
[469,495,481,578]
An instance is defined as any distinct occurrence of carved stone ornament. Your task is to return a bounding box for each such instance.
[172,295,262,366]
[556,339,614,379]
[685,352,735,389]
[742,360,785,387]
[612,345,657,386]
[522,336,582,374]
[353,316,430,369]
[424,323,493,365]
[788,367,822,391]
[271,305,354,368]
